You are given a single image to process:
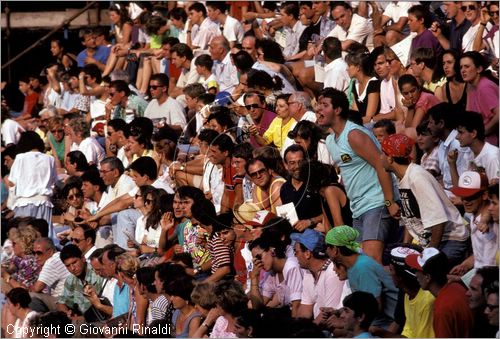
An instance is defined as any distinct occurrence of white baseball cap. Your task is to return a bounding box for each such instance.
[451,170,488,198]
[405,247,441,271]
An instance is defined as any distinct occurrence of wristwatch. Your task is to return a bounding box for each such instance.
[180,164,186,172]
[384,200,393,207]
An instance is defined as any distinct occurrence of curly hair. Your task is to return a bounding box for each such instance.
[117,252,140,278]
[69,117,90,139]
[8,225,41,255]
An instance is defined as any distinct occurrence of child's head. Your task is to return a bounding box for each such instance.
[416,120,439,153]
[372,119,395,144]
[407,4,431,32]
[183,83,206,110]
[18,76,32,94]
[194,54,214,76]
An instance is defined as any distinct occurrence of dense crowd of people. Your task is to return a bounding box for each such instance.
[1,1,499,338]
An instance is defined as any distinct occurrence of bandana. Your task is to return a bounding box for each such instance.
[381,134,415,158]
[325,226,361,253]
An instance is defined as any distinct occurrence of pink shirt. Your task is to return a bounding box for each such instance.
[250,109,276,148]
[416,91,441,114]
[466,76,499,145]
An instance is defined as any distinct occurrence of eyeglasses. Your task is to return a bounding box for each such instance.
[386,59,394,64]
[149,85,165,90]
[135,194,142,199]
[99,168,114,175]
[245,103,261,110]
[249,168,266,179]
[71,238,85,244]
[144,198,153,205]
[490,10,499,16]
[67,193,83,200]
[486,304,499,311]
[51,129,64,134]
[461,5,476,12]
[33,250,45,256]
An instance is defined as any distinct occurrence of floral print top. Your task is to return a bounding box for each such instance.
[11,255,40,288]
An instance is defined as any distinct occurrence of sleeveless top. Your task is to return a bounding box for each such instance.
[255,176,286,214]
[172,309,202,338]
[445,81,467,112]
[322,183,353,227]
[325,120,385,218]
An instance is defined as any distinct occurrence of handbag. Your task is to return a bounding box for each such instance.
[83,279,112,322]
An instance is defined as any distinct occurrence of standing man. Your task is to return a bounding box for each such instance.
[380,134,469,267]
[322,87,399,263]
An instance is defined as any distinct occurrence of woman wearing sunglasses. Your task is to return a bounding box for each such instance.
[129,185,164,258]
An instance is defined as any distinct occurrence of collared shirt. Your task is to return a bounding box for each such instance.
[327,13,373,50]
[192,17,220,50]
[449,18,472,51]
[58,264,104,314]
[213,52,239,93]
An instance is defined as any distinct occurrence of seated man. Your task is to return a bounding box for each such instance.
[246,157,285,215]
[57,244,104,319]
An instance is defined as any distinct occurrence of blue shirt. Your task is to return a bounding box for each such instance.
[77,45,111,68]
[326,120,384,218]
[348,254,398,321]
[112,282,130,317]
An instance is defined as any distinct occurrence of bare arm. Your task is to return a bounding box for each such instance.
[203,266,231,283]
[428,223,445,248]
[87,193,133,223]
[485,107,499,136]
[348,130,400,218]
[323,186,345,226]
[362,92,381,123]
[296,304,314,319]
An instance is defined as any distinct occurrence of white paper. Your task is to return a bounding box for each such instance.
[275,202,299,226]
[390,32,417,67]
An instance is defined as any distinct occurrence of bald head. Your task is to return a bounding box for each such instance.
[209,35,230,61]
[242,36,257,61]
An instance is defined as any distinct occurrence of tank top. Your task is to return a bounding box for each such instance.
[322,183,353,227]
[255,176,286,214]
[445,81,467,112]
[172,309,201,338]
[325,120,385,218]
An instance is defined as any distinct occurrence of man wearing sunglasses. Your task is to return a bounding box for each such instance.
[28,238,71,312]
[243,92,276,148]
[144,73,186,133]
[245,157,285,215]
[71,225,97,263]
[431,2,472,51]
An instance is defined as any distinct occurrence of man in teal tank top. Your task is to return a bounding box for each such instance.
[320,88,400,264]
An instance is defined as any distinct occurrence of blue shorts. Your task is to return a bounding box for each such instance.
[353,205,398,243]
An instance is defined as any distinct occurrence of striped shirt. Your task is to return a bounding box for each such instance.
[37,252,70,298]
[149,295,170,325]
[208,235,233,275]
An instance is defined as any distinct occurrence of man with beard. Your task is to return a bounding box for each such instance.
[280,144,323,232]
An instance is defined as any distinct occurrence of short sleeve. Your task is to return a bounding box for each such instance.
[285,265,304,302]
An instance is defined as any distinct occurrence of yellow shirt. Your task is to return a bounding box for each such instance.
[402,288,435,338]
[131,149,154,163]
[263,117,296,150]
[423,76,446,93]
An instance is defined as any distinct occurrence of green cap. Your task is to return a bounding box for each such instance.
[325,226,361,253]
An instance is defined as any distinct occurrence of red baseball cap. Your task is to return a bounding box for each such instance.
[405,247,441,271]
[451,170,488,198]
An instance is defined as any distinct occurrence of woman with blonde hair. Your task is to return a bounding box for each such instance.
[2,225,41,291]
[117,253,148,332]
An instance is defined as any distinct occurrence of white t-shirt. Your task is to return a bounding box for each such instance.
[472,142,499,182]
[383,2,416,25]
[192,17,220,50]
[1,119,24,146]
[398,163,469,246]
[462,22,493,52]
[71,137,105,165]
[379,77,397,114]
[327,13,374,51]
[176,59,201,88]
[144,97,186,127]
[135,214,162,247]
[9,151,57,201]
[202,159,224,213]
[223,15,244,44]
[37,252,71,297]
[468,212,498,268]
[323,58,350,93]
[301,261,344,318]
